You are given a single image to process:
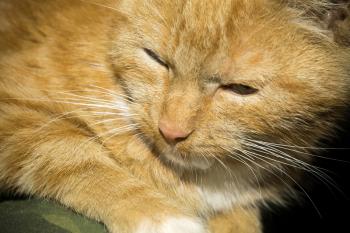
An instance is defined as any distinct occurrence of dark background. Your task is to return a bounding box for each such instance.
[262,116,350,233]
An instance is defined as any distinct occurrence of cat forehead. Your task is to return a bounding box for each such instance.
[125,1,281,56]
[125,0,275,34]
[126,0,268,15]
[121,0,332,81]
[124,0,289,52]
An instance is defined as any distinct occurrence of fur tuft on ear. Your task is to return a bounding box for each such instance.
[285,0,350,45]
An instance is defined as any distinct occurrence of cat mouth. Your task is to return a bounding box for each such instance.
[160,151,214,170]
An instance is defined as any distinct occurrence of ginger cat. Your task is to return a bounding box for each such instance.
[0,0,349,232]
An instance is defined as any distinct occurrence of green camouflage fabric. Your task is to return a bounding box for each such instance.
[0,198,108,233]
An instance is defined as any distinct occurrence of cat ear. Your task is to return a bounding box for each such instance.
[287,0,350,45]
[322,1,350,45]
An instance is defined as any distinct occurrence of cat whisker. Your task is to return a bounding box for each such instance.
[216,134,322,215]
[224,146,296,205]
[57,99,136,117]
[32,107,137,136]
[53,99,125,111]
[219,146,264,200]
[217,133,345,193]
[195,151,212,169]
[241,140,343,197]
[241,139,350,177]
[52,88,135,104]
[244,138,350,152]
[2,97,123,112]
[100,124,139,145]
[57,99,120,110]
[55,94,122,107]
[243,141,315,168]
[241,149,322,217]
[78,0,121,13]
[54,94,130,108]
[198,151,242,197]
[253,142,332,171]
[32,107,100,134]
[243,140,343,187]
[89,117,129,127]
[74,123,139,153]
[262,143,350,164]
[12,85,125,100]
[206,151,233,178]
[86,84,135,102]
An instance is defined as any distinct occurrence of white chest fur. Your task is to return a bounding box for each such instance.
[197,186,239,212]
[191,165,261,212]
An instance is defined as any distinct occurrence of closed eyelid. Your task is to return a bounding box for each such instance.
[143,48,169,69]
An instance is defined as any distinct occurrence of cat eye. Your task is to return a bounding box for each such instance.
[221,83,259,96]
[143,48,169,69]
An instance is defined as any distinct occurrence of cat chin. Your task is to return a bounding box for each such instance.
[161,152,214,170]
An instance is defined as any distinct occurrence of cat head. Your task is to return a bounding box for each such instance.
[109,0,350,170]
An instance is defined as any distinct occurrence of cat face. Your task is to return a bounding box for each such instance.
[110,0,350,169]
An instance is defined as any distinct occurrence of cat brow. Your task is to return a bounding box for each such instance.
[206,76,221,84]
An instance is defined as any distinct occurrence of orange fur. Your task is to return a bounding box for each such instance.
[0,0,349,232]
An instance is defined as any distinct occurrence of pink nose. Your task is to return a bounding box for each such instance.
[159,119,192,144]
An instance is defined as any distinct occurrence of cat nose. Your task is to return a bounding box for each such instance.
[158,119,193,144]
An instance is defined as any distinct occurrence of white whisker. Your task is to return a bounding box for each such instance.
[78,0,121,12]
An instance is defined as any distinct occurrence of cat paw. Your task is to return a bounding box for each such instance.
[134,216,208,233]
